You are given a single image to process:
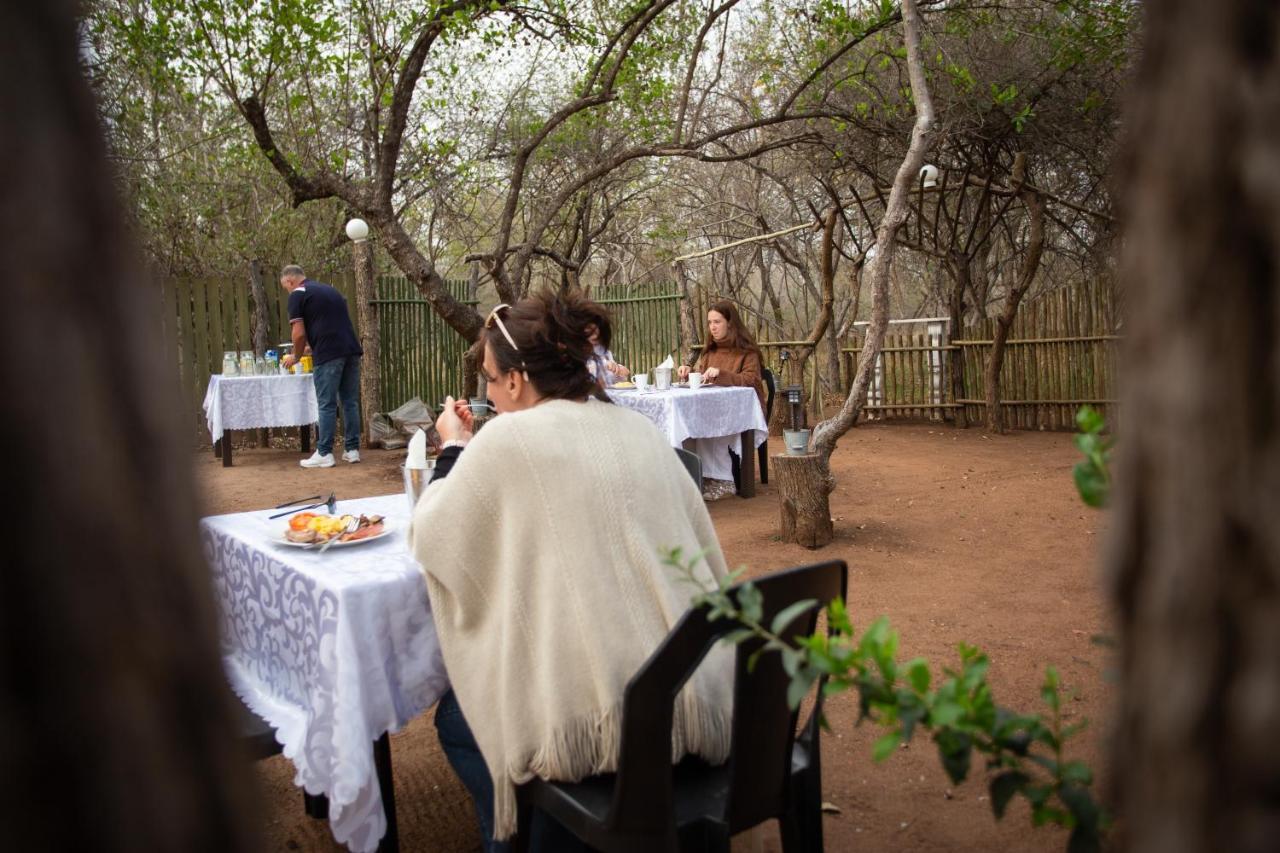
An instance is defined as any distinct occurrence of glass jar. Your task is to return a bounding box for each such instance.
[239,350,255,376]
[223,351,239,376]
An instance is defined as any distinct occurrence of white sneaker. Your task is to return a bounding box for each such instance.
[342,450,361,464]
[300,451,335,468]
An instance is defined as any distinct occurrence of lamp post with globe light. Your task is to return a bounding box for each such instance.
[347,218,380,445]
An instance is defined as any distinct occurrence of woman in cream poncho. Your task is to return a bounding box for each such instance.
[411,291,733,851]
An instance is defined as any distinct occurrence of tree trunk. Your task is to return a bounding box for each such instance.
[985,162,1045,433]
[1109,3,1280,851]
[248,259,271,445]
[775,453,835,548]
[947,257,969,428]
[676,261,701,362]
[1,2,260,848]
[352,238,381,443]
[782,0,935,547]
[248,258,270,356]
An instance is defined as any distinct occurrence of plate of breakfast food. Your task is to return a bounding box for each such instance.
[279,512,390,548]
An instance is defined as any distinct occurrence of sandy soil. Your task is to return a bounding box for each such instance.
[195,421,1112,852]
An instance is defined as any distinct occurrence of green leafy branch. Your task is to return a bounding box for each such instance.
[1073,406,1113,508]
[664,548,1106,853]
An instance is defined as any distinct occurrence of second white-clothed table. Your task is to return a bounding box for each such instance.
[607,385,768,496]
[201,493,447,853]
[203,373,320,466]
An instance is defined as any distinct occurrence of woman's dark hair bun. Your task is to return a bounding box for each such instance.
[483,289,615,401]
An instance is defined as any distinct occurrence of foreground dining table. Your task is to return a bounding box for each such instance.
[201,493,447,853]
[203,373,319,467]
[606,384,768,497]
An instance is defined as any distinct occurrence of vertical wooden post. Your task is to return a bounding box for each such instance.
[352,238,381,446]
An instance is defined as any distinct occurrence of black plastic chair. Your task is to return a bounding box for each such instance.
[674,447,702,491]
[512,559,848,853]
[760,367,776,484]
[730,367,775,492]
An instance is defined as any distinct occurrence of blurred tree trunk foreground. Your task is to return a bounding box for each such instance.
[1110,1,1280,851]
[0,1,260,849]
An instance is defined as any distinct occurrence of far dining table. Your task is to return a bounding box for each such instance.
[203,373,318,467]
[606,384,768,497]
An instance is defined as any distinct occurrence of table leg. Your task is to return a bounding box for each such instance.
[213,438,221,459]
[303,791,329,820]
[300,424,311,454]
[374,732,399,853]
[222,434,233,468]
[737,431,756,498]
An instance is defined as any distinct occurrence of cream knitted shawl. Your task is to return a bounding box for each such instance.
[410,398,734,840]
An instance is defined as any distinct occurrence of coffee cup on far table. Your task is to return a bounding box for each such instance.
[633,373,649,392]
[688,372,703,390]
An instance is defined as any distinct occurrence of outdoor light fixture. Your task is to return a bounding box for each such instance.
[920,164,939,188]
[785,385,805,430]
[345,217,370,242]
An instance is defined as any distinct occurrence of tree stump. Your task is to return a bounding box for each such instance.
[774,452,835,548]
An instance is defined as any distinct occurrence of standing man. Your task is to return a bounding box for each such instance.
[280,265,363,468]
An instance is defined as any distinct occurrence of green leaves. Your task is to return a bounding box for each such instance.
[1073,406,1113,508]
[771,598,819,637]
[664,546,1107,852]
[873,731,901,762]
[990,770,1030,819]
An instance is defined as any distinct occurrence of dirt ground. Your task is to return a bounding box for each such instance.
[195,421,1112,852]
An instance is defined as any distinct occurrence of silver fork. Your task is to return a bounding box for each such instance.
[310,517,360,553]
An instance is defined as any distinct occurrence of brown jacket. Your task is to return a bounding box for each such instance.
[696,345,766,413]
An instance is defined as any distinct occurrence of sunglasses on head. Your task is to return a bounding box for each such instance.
[485,304,530,382]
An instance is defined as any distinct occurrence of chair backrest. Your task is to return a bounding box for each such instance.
[606,559,848,838]
[673,447,702,489]
[761,367,776,421]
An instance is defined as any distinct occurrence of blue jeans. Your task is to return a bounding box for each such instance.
[312,356,361,455]
[434,690,587,853]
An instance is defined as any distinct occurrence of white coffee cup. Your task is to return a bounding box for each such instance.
[634,373,649,391]
[688,372,703,390]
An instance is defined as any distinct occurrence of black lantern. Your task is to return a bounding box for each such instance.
[785,385,805,431]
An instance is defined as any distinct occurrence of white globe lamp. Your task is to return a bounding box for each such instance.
[345,218,370,243]
[919,164,939,188]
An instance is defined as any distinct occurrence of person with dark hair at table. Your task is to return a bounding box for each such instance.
[279,265,364,468]
[410,289,732,852]
[678,300,765,501]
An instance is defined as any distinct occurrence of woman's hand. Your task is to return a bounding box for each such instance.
[677,364,691,380]
[703,366,721,382]
[607,361,631,380]
[436,396,475,444]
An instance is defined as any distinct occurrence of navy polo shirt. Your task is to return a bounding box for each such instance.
[287,280,363,365]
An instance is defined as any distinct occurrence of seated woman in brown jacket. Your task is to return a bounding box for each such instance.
[678,301,766,500]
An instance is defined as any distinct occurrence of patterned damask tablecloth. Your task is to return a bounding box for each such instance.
[203,373,319,443]
[606,385,768,448]
[200,493,447,853]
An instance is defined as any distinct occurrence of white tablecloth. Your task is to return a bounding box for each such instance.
[203,373,319,443]
[607,385,768,448]
[200,493,447,853]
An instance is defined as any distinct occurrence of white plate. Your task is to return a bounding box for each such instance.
[278,523,393,549]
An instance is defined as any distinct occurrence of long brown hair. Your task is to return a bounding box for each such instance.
[484,289,610,401]
[705,300,760,354]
